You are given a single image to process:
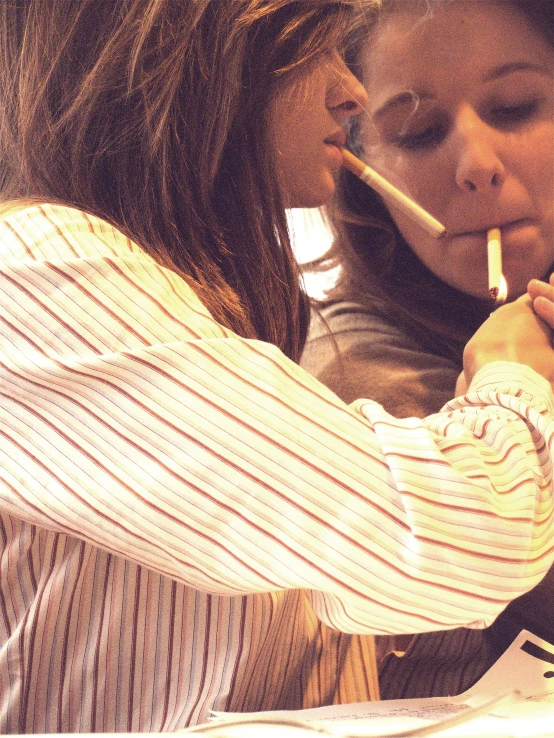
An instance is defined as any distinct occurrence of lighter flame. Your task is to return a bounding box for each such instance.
[496,274,508,306]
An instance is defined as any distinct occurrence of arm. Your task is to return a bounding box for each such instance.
[302,302,462,661]
[2,205,554,637]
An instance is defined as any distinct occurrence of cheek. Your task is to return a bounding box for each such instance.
[513,129,554,211]
[391,209,488,296]
[273,125,310,200]
[366,145,448,216]
[388,209,447,273]
[536,161,554,230]
[400,160,450,216]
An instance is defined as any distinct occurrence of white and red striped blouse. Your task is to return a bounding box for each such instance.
[0,203,553,732]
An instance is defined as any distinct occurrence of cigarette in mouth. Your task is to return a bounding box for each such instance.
[341,148,446,240]
[487,227,507,306]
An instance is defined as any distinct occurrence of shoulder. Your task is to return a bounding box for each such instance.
[306,298,424,359]
[0,202,148,263]
[302,299,461,417]
[0,202,227,341]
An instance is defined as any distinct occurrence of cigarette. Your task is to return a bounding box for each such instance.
[487,227,507,305]
[341,148,446,240]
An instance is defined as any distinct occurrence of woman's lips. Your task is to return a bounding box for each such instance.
[325,141,345,167]
[455,218,531,238]
[324,131,346,148]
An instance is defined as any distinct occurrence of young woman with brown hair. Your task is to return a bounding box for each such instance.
[1,0,554,732]
[302,0,554,702]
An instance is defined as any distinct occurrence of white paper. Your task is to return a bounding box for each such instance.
[200,630,554,737]
[452,629,554,705]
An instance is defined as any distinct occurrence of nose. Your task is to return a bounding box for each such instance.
[326,54,369,123]
[453,105,505,193]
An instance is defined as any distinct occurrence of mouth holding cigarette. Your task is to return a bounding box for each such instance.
[341,150,511,305]
[487,227,508,307]
[341,148,446,240]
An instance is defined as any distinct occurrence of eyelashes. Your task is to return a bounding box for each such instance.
[390,99,543,152]
[394,120,447,151]
[489,99,541,126]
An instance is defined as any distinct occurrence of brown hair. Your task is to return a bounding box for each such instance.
[0,0,373,362]
[321,0,554,364]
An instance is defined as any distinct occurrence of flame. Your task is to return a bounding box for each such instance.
[489,274,508,307]
[497,274,508,304]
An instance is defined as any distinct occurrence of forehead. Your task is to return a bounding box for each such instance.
[361,0,553,109]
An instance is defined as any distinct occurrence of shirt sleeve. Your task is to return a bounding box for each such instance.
[1,205,554,637]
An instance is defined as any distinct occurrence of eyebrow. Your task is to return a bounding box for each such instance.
[484,61,552,81]
[373,61,551,120]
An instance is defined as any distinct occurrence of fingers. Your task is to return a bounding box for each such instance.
[528,276,554,299]
[463,294,554,386]
[528,277,554,329]
[533,296,554,328]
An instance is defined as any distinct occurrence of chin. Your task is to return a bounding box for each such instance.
[305,183,336,209]
[505,280,533,300]
[286,173,336,209]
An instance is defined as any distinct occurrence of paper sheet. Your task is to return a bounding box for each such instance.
[202,630,554,737]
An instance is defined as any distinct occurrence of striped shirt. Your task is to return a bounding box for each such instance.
[0,203,553,732]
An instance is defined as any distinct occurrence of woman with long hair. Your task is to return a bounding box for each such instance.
[303,0,554,700]
[1,0,554,731]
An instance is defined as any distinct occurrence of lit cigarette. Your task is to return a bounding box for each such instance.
[341,148,446,240]
[487,227,507,306]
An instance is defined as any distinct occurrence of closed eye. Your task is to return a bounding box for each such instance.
[489,99,541,128]
[394,118,449,151]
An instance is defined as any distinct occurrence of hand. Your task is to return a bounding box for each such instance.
[528,274,554,329]
[462,293,554,388]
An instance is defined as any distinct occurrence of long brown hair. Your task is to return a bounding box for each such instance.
[0,0,372,362]
[321,0,554,364]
